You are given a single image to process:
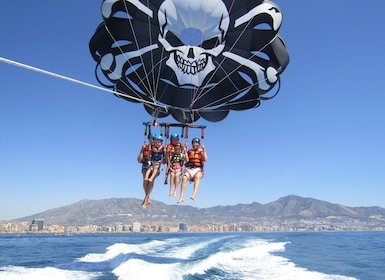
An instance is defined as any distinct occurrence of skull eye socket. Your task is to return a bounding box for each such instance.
[164,31,220,50]
[165,31,184,47]
[201,38,220,50]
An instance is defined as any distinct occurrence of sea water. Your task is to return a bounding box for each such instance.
[0,232,384,279]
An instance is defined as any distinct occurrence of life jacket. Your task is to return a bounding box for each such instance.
[150,145,164,162]
[171,153,183,165]
[167,142,181,157]
[142,145,151,162]
[185,149,204,168]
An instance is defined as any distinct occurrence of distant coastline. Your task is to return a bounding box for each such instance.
[2,195,385,234]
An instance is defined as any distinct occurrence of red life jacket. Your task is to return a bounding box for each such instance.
[143,145,150,162]
[186,149,204,168]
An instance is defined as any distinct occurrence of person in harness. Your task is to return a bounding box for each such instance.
[168,143,185,197]
[177,137,207,203]
[164,133,185,196]
[137,134,164,208]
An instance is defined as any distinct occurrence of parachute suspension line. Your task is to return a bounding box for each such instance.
[123,0,156,98]
[99,25,143,96]
[201,126,205,140]
[184,122,189,139]
[193,58,264,111]
[105,3,154,100]
[165,125,170,139]
[193,0,236,98]
[149,54,169,103]
[192,14,254,105]
[194,35,281,111]
[102,26,149,100]
[189,87,202,112]
[198,76,281,112]
[192,13,280,110]
[196,63,257,110]
[190,110,195,124]
[145,0,161,102]
[118,0,169,108]
[159,124,163,136]
[144,122,150,143]
[160,123,168,138]
[0,56,164,108]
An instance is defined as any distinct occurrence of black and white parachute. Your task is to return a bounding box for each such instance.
[89,0,289,123]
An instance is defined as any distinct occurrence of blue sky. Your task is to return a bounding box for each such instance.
[1,1,385,220]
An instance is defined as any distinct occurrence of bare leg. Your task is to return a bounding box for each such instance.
[169,172,175,196]
[190,172,202,201]
[141,170,147,192]
[141,180,154,208]
[148,165,159,182]
[141,167,155,208]
[171,171,181,196]
[141,170,149,208]
[144,168,151,180]
[177,175,188,203]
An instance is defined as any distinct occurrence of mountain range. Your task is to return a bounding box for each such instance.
[11,195,385,226]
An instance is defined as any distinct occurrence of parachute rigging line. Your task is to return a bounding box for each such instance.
[194,32,281,110]
[101,3,173,109]
[171,8,282,113]
[103,22,155,100]
[114,1,169,105]
[187,0,262,108]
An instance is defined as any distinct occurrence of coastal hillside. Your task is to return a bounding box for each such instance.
[11,195,385,226]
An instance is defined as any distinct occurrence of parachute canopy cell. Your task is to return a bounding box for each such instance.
[89,0,289,123]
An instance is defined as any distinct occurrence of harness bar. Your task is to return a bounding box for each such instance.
[143,121,206,140]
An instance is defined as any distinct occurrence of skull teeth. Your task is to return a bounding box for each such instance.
[175,54,208,75]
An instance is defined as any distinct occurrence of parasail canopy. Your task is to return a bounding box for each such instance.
[89,0,289,123]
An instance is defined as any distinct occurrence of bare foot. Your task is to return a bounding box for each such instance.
[141,199,147,209]
[171,192,177,197]
[177,199,184,204]
[141,197,151,208]
[190,196,196,201]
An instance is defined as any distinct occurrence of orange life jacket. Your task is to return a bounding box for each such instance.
[167,142,181,156]
[143,145,150,162]
[186,149,204,168]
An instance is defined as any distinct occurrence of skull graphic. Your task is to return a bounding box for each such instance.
[158,0,230,87]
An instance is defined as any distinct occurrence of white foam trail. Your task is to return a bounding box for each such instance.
[155,236,229,260]
[0,266,101,280]
[107,236,356,279]
[10,235,356,280]
[78,235,228,264]
[78,239,166,262]
[113,259,181,280]
[182,238,357,280]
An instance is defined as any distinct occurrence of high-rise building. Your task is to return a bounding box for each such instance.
[132,222,141,232]
[179,223,187,232]
[31,219,45,231]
